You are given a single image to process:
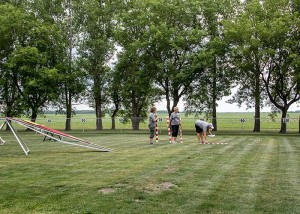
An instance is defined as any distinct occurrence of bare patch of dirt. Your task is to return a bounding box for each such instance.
[98,188,116,194]
[161,181,176,189]
[144,181,177,194]
[164,166,177,173]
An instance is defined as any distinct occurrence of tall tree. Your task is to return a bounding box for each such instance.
[141,0,206,116]
[184,0,233,130]
[1,3,62,122]
[261,0,300,133]
[225,0,300,133]
[76,0,117,130]
[114,0,162,130]
[114,52,159,130]
[25,0,86,131]
[0,4,26,121]
[223,0,268,132]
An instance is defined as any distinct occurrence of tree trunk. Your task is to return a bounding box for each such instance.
[279,109,287,134]
[96,117,102,130]
[212,100,217,131]
[165,79,171,116]
[130,93,140,130]
[95,100,102,130]
[65,92,72,131]
[28,108,38,131]
[253,69,261,132]
[212,66,217,131]
[31,110,37,122]
[131,116,140,130]
[111,117,116,130]
[111,107,119,130]
[65,0,73,131]
[253,102,260,132]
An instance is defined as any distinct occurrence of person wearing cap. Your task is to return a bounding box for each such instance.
[195,120,214,144]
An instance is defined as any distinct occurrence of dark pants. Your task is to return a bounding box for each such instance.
[171,125,179,137]
[195,124,203,133]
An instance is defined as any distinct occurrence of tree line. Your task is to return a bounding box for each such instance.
[0,0,299,133]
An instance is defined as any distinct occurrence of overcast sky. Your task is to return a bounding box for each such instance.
[75,93,299,113]
[155,96,299,112]
[75,96,299,112]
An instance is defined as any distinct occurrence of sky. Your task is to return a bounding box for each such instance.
[155,94,299,112]
[75,95,299,112]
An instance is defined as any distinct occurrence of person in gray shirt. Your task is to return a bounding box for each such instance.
[195,120,214,144]
[169,106,181,143]
[148,106,157,145]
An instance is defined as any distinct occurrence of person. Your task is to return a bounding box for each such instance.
[195,120,214,144]
[169,106,181,143]
[148,106,157,145]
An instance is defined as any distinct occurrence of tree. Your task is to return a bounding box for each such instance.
[0,4,27,122]
[114,51,159,130]
[223,0,268,132]
[261,0,300,133]
[24,0,87,131]
[1,3,62,122]
[184,0,233,130]
[113,0,162,130]
[8,46,60,122]
[225,0,300,133]
[76,0,117,130]
[140,0,206,116]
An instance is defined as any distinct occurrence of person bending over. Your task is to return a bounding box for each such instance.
[195,120,214,144]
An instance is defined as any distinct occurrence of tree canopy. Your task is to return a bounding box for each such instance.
[0,0,299,133]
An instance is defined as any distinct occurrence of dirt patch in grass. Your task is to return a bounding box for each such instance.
[144,181,177,194]
[164,166,177,173]
[161,181,176,189]
[98,188,116,194]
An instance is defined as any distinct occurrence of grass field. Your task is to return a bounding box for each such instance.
[0,130,299,214]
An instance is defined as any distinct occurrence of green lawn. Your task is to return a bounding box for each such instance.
[0,131,299,213]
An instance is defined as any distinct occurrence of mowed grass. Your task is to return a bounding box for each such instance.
[0,131,299,214]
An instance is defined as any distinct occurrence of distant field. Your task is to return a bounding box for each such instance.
[8,112,299,134]
[0,132,299,213]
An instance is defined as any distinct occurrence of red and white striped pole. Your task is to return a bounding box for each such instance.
[179,118,183,143]
[167,117,171,143]
[155,114,159,143]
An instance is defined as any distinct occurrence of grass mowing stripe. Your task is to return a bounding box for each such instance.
[113,135,236,213]
[278,138,300,212]
[166,137,239,213]
[252,137,299,213]
[234,138,276,212]
[182,137,257,213]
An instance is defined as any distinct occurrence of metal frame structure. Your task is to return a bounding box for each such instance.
[0,117,111,155]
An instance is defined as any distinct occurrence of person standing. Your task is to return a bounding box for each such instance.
[148,106,157,145]
[169,106,181,143]
[195,120,214,144]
